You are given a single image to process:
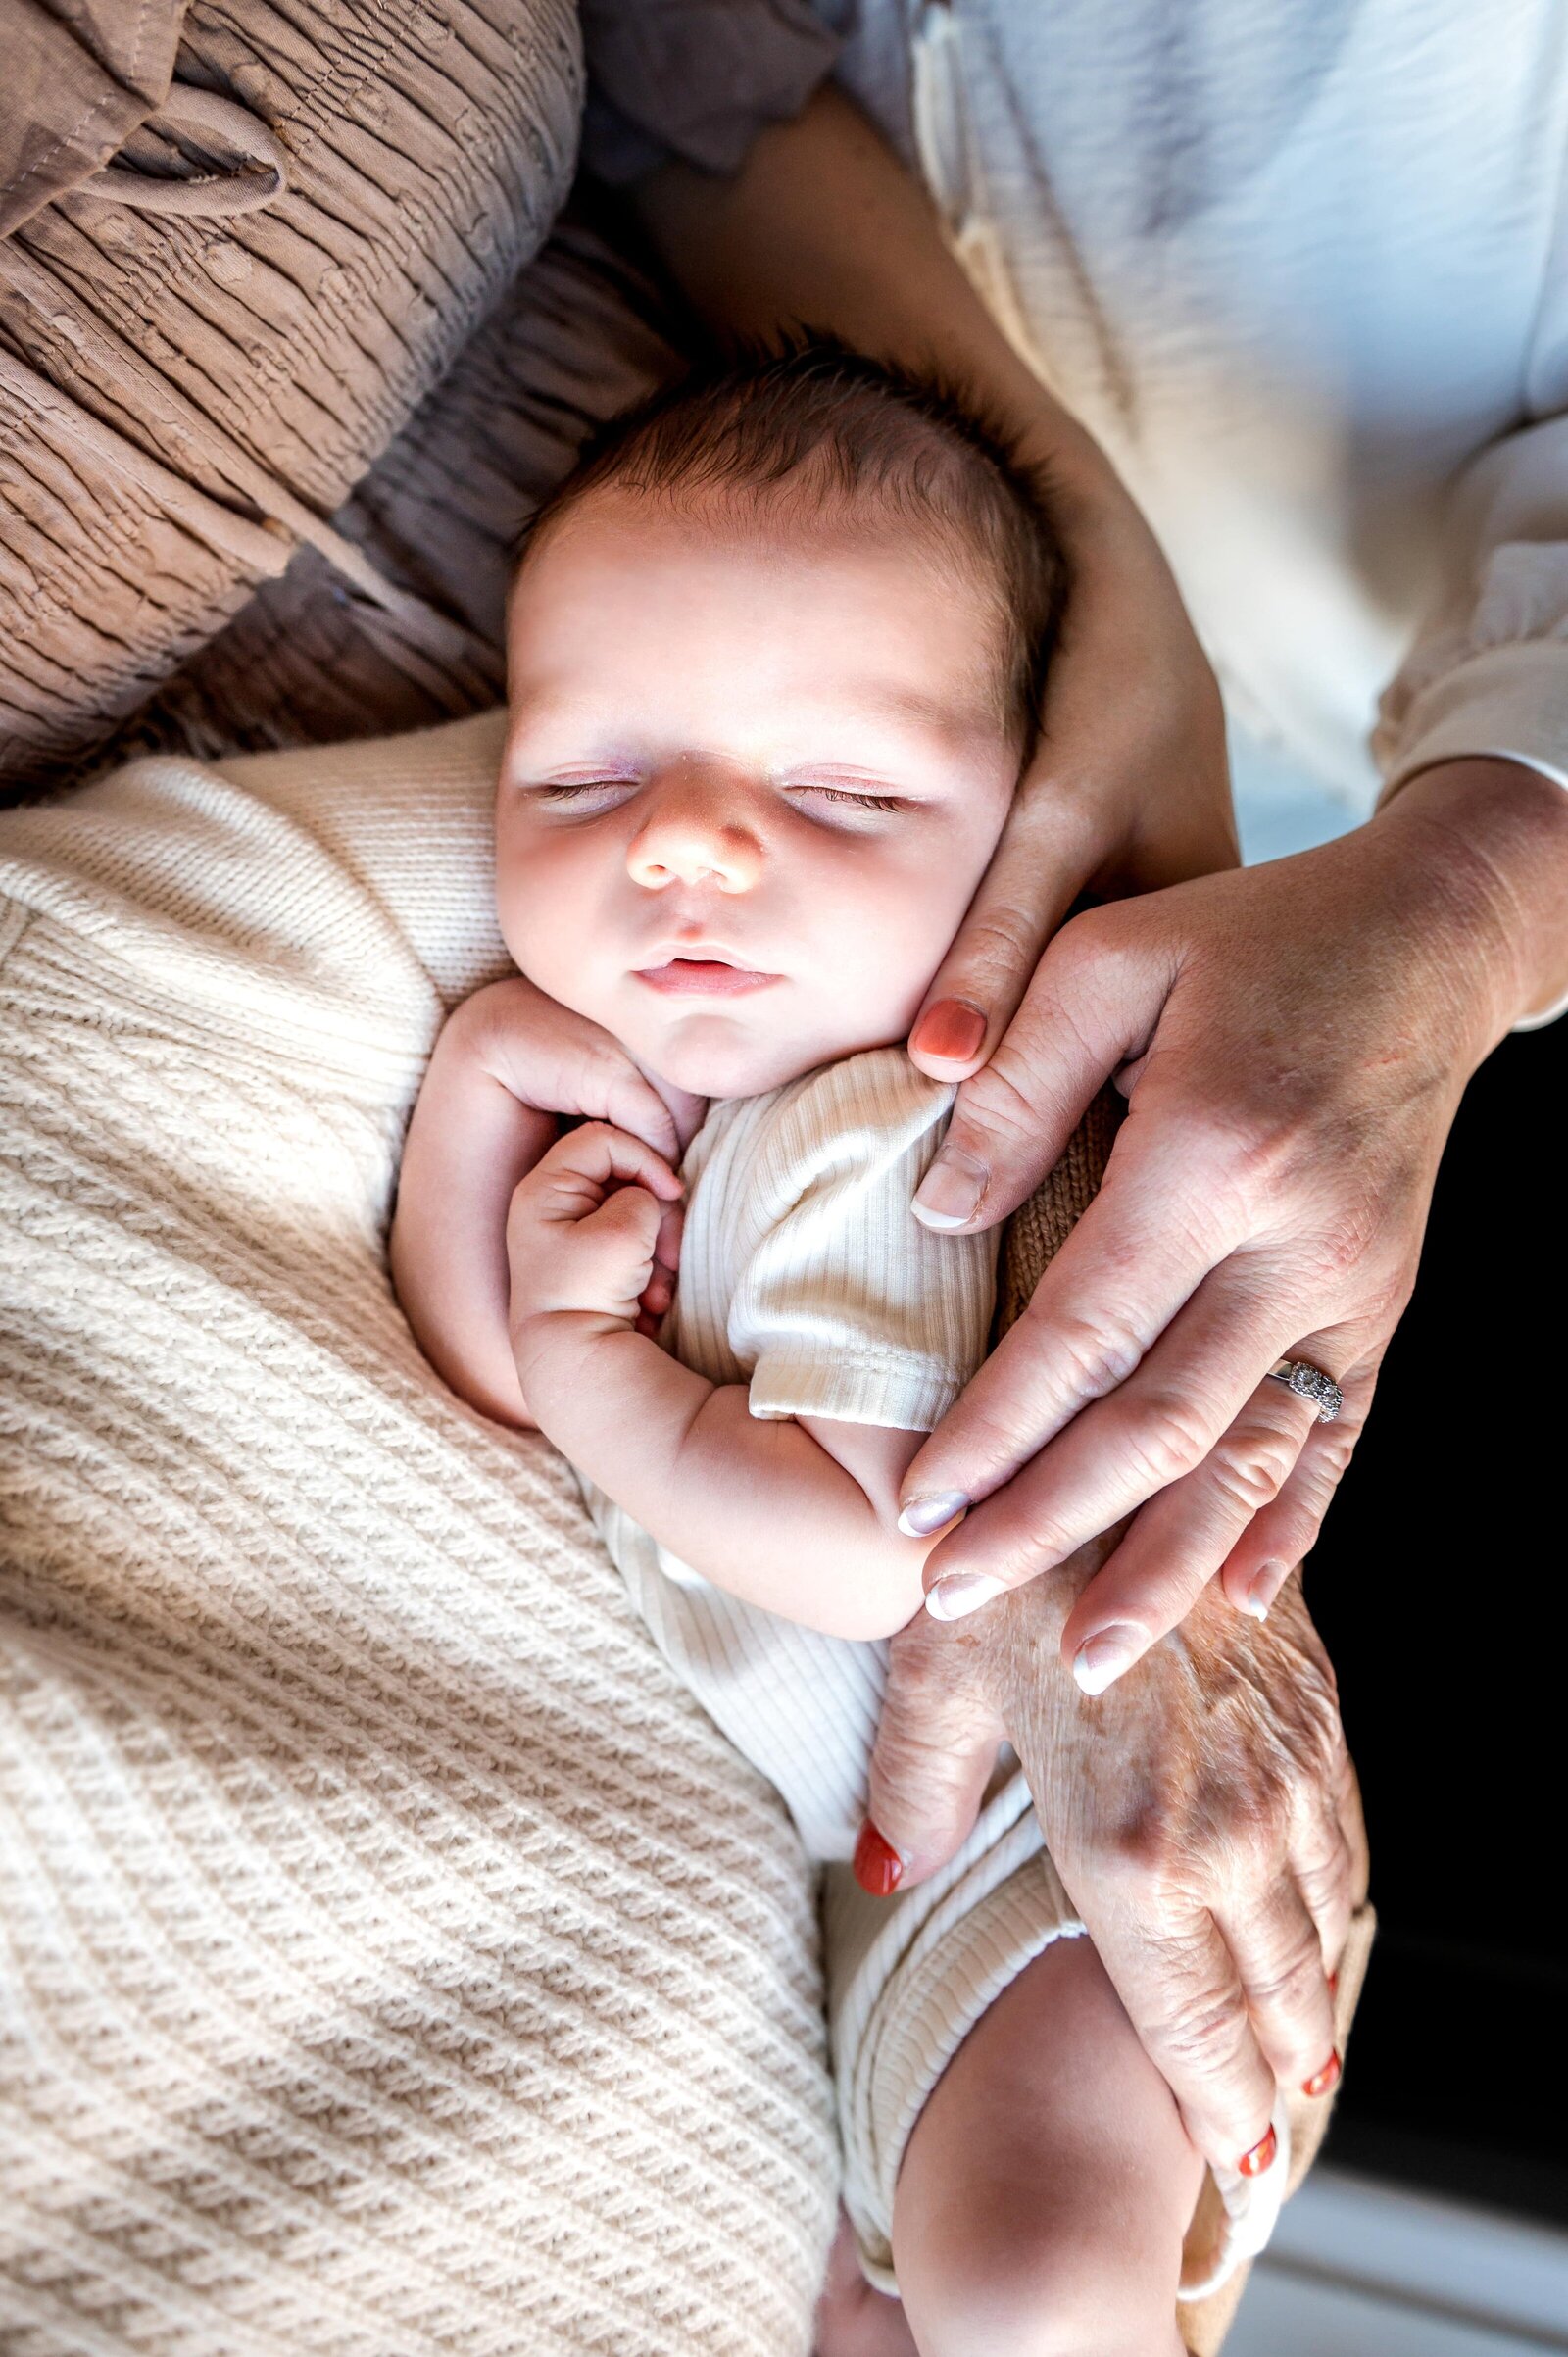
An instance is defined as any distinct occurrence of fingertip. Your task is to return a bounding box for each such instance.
[1069,1622,1149,1694]
[908,997,989,1071]
[852,1821,904,1897]
[911,1146,991,1232]
[923,1570,1005,1621]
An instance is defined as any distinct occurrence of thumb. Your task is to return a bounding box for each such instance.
[858,1614,1006,1894]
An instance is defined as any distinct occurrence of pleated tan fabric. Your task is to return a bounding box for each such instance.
[0,712,839,2357]
[0,0,583,789]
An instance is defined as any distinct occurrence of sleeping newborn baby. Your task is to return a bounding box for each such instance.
[391,345,1282,2353]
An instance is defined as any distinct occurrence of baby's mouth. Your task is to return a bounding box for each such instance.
[633,958,780,998]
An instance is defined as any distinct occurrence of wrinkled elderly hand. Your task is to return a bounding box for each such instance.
[901,762,1562,1685]
[864,1547,1367,2176]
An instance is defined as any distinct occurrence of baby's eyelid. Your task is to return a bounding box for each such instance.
[784,782,909,811]
[525,775,639,800]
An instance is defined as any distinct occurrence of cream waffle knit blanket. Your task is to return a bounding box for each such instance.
[0,711,838,2357]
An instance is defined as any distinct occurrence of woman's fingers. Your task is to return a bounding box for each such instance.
[900,1129,1248,1518]
[1287,1760,1362,1988]
[915,1257,1319,1621]
[1082,1891,1279,2176]
[1055,1377,1327,1682]
[1218,1371,1376,1617]
[908,909,1167,1234]
[1217,1875,1340,2096]
[859,1612,1008,1890]
[906,782,1107,1080]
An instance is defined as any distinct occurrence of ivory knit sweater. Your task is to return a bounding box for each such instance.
[0,712,837,2357]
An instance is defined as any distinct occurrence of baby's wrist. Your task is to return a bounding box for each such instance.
[509,1305,626,1412]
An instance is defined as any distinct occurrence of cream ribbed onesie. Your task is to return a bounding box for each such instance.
[577,1045,1284,2296]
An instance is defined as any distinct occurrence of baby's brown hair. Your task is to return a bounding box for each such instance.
[518,338,1067,749]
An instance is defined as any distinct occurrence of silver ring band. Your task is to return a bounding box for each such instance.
[1265,1357,1344,1424]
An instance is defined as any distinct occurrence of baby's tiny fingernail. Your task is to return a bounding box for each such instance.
[1238,2126,1278,2178]
[1302,2051,1341,2099]
[1072,1624,1146,1694]
[912,1149,989,1230]
[911,998,987,1065]
[853,1822,904,1896]
[898,1490,969,1538]
[925,1571,1005,1621]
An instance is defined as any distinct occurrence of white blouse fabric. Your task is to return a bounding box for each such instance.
[816,0,1568,884]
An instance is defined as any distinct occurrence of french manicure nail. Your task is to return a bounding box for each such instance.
[1071,1624,1146,1695]
[854,1822,904,1897]
[912,998,988,1065]
[1238,2126,1278,2178]
[898,1490,970,1538]
[1243,1563,1284,1620]
[1301,2051,1341,2099]
[912,1148,989,1230]
[925,1571,1005,1622]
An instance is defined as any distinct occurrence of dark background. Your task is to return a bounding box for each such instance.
[1311,1011,1566,2225]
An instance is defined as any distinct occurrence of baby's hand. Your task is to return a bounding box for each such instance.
[506,1122,685,1343]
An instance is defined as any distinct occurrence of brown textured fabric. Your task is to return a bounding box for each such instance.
[0,0,848,794]
[0,0,186,235]
[0,0,583,790]
[999,1095,1376,2355]
[122,208,688,766]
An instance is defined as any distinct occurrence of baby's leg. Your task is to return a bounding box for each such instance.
[893,1936,1203,2357]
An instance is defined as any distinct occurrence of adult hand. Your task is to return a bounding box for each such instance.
[901,766,1537,1685]
[862,1552,1367,2179]
[906,469,1240,1085]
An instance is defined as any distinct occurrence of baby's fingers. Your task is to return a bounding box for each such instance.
[519,1120,684,1224]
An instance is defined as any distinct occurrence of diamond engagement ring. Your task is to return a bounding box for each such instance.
[1265,1358,1344,1424]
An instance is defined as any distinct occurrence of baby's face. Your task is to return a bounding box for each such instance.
[498,487,1021,1098]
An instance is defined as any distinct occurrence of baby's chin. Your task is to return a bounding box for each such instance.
[636,1010,890,1102]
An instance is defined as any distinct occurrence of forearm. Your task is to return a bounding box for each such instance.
[515,1315,926,1638]
[391,990,557,1427]
[1385,757,1568,1033]
[633,86,1107,505]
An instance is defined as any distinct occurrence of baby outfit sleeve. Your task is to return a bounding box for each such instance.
[726,1047,998,1434]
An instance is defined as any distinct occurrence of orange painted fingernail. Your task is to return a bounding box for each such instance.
[1238,2126,1277,2178]
[912,998,987,1064]
[1302,2051,1341,2098]
[1327,1971,1339,1996]
[854,1822,904,1897]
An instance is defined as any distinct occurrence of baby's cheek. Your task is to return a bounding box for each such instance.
[841,890,952,1028]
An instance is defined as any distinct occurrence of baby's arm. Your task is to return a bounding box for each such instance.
[509,1122,949,1641]
[391,978,697,1428]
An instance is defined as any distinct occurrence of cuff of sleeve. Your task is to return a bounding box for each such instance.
[1377,640,1568,807]
[1376,645,1568,1030]
[748,1346,963,1433]
[580,0,841,185]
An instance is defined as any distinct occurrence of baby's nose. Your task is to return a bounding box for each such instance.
[626,794,761,893]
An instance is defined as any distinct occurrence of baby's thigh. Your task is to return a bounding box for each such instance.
[892,1937,1201,2357]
